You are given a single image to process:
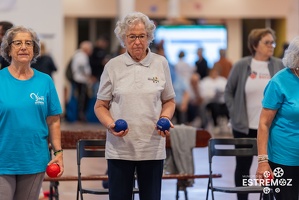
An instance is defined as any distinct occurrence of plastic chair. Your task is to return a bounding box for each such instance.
[76,139,139,200]
[206,138,272,200]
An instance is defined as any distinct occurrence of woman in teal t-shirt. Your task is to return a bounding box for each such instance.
[256,36,299,200]
[0,26,64,200]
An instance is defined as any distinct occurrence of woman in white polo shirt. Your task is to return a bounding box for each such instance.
[94,12,175,200]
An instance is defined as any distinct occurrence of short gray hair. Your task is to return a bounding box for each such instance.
[0,26,40,64]
[282,36,299,69]
[114,12,156,47]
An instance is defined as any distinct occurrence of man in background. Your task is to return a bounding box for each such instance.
[89,36,109,81]
[195,47,209,79]
[212,49,232,79]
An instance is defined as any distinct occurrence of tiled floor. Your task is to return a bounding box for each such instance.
[41,121,261,200]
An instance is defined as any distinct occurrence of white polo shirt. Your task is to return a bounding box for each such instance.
[97,49,175,160]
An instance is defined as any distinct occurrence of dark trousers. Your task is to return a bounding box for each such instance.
[74,82,89,121]
[174,106,187,124]
[206,102,229,126]
[269,161,299,200]
[108,159,164,200]
[233,129,257,200]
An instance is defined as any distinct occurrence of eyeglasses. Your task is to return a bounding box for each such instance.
[260,40,276,48]
[10,40,34,48]
[126,34,147,42]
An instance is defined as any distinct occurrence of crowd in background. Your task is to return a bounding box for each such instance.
[62,33,286,138]
[64,37,233,133]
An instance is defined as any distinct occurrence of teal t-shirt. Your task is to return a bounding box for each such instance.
[262,68,299,166]
[0,68,62,174]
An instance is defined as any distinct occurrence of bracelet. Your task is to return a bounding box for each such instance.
[258,160,268,164]
[107,122,114,132]
[257,154,268,163]
[160,116,170,120]
[54,149,63,156]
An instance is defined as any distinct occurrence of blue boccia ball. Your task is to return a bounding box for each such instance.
[114,119,128,132]
[156,118,171,132]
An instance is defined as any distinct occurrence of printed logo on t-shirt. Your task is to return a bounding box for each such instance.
[250,71,270,79]
[30,93,45,105]
[250,71,257,79]
[148,77,159,83]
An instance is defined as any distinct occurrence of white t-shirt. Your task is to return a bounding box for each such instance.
[245,58,271,129]
[200,76,227,104]
[71,50,91,84]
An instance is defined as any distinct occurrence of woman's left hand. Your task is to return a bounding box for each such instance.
[156,121,174,137]
[48,153,64,177]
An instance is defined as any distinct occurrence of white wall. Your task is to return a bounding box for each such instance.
[0,0,64,108]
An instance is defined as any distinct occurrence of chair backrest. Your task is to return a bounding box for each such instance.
[208,138,257,162]
[77,139,106,165]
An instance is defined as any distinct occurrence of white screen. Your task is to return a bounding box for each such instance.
[154,25,228,68]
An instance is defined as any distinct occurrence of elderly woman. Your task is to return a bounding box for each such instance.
[0,26,63,200]
[94,12,175,200]
[256,36,299,200]
[224,28,284,200]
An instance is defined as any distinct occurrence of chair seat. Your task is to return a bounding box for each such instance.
[81,188,109,195]
[81,187,139,195]
[212,185,266,193]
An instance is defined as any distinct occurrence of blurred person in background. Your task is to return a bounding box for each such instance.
[224,28,284,200]
[0,21,13,69]
[175,50,194,86]
[212,48,232,79]
[200,68,228,134]
[66,40,93,122]
[279,42,289,59]
[31,41,57,78]
[195,47,209,79]
[90,35,110,81]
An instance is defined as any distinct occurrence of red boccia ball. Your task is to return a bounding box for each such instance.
[46,163,60,178]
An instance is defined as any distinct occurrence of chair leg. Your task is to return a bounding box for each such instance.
[206,179,210,200]
[205,187,209,200]
[49,181,59,200]
[184,188,188,200]
[76,182,79,200]
[176,181,179,200]
[49,182,53,200]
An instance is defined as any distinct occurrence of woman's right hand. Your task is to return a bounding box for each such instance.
[256,162,273,184]
[108,123,129,137]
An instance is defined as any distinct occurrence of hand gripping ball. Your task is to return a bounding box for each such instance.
[46,163,60,178]
[156,118,171,132]
[114,119,128,132]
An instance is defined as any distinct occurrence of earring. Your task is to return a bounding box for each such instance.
[296,67,299,71]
